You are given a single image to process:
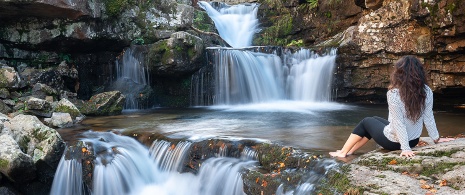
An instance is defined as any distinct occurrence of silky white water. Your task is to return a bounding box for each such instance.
[194,1,338,107]
[112,46,150,109]
[51,132,258,195]
[198,1,259,48]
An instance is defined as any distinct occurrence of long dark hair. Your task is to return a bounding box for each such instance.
[389,55,427,122]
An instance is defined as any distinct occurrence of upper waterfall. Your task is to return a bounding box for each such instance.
[198,1,259,48]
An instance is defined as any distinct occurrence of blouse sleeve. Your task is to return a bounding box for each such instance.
[387,90,411,151]
[423,87,440,140]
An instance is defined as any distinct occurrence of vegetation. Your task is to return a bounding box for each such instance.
[104,0,129,17]
[0,158,8,169]
[317,165,362,195]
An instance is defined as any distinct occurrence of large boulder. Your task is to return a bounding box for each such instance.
[149,31,205,75]
[4,114,65,169]
[0,134,36,183]
[79,91,125,116]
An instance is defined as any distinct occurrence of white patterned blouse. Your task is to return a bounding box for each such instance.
[383,85,440,151]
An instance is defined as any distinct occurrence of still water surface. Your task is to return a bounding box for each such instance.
[58,102,465,155]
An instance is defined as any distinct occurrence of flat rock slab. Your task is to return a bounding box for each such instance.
[347,138,465,195]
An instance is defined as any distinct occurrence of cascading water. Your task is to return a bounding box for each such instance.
[193,1,338,107]
[198,1,259,48]
[111,46,151,110]
[51,132,258,195]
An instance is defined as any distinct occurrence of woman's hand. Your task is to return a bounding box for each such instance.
[435,138,455,143]
[400,150,415,157]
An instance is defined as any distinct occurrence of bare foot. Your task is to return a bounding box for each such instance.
[337,150,352,156]
[329,150,347,158]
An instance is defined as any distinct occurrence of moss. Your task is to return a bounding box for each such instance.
[421,162,464,177]
[317,165,362,195]
[55,105,80,119]
[193,10,215,32]
[0,158,8,169]
[417,149,460,157]
[18,136,31,153]
[33,128,48,142]
[103,0,129,17]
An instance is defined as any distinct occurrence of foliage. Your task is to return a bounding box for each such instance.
[104,0,129,17]
[286,39,304,47]
[299,0,318,11]
[317,165,362,195]
[254,13,294,46]
[193,10,215,32]
[59,53,73,63]
[132,37,145,45]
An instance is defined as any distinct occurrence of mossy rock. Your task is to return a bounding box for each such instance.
[80,91,125,116]
[54,98,82,119]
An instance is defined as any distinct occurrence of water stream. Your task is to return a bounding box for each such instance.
[51,1,465,194]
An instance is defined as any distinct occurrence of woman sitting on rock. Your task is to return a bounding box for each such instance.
[329,55,454,158]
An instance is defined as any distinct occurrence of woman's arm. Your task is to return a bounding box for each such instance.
[423,87,440,141]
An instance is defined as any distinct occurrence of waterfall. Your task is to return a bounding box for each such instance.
[149,140,192,172]
[51,132,257,195]
[213,49,285,104]
[197,157,256,195]
[198,1,259,48]
[194,1,338,106]
[112,46,151,110]
[50,156,84,195]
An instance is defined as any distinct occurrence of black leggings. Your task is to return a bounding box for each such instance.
[352,116,419,151]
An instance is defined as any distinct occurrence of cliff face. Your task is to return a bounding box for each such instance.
[331,0,465,107]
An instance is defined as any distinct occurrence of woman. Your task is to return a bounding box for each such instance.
[329,55,454,158]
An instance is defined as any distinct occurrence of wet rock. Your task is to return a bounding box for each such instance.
[79,91,125,116]
[0,134,36,183]
[5,114,65,169]
[53,98,82,119]
[148,31,205,75]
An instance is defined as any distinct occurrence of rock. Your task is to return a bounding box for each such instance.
[0,100,12,115]
[79,91,125,116]
[0,88,10,99]
[27,97,51,111]
[32,83,59,99]
[441,165,465,190]
[56,61,78,79]
[0,134,36,183]
[148,31,205,75]
[345,138,465,194]
[0,67,20,88]
[53,98,82,119]
[0,187,17,195]
[48,112,73,128]
[354,0,384,10]
[5,114,65,169]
